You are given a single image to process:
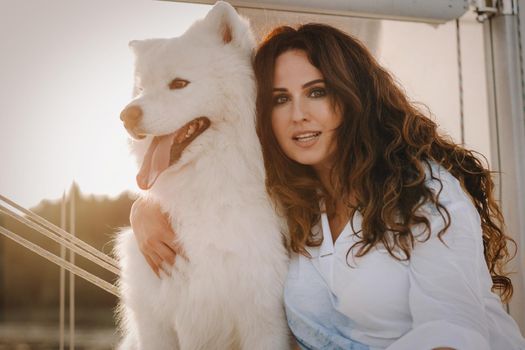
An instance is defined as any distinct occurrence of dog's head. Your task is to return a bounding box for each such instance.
[120,1,255,190]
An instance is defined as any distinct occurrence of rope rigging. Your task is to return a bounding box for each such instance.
[0,194,120,297]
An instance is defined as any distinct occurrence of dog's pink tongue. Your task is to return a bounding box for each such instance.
[137,134,174,190]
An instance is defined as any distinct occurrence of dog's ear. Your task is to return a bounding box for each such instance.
[128,39,164,56]
[128,40,149,56]
[204,1,255,52]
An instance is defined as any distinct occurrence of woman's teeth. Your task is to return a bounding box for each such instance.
[293,132,321,142]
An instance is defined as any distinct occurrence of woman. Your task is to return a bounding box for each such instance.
[131,23,525,349]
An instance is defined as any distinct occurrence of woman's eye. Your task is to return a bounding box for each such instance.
[273,95,289,105]
[309,87,326,98]
[169,78,190,90]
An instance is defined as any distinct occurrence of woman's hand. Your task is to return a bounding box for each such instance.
[130,196,186,277]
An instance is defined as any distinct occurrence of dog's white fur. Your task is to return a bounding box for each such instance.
[115,2,290,349]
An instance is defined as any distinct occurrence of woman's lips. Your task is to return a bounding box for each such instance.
[292,131,321,147]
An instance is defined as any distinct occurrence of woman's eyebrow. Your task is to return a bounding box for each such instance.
[272,79,325,92]
[302,79,325,88]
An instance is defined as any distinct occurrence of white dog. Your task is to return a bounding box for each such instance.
[115,2,290,349]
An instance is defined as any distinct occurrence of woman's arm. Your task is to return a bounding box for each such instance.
[130,196,186,277]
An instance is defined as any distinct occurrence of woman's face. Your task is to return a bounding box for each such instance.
[271,49,342,172]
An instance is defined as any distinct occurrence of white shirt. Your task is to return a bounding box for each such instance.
[284,163,525,349]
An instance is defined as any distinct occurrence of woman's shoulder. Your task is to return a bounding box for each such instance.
[416,160,482,237]
[413,160,484,249]
[423,160,474,208]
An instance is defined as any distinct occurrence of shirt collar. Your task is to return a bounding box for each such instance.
[304,213,335,259]
[319,213,335,257]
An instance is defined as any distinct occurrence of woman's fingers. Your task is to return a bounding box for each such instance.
[164,240,189,262]
[145,255,160,278]
[153,252,173,277]
[155,221,188,262]
[149,251,172,278]
[155,242,177,266]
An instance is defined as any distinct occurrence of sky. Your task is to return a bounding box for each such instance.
[0,1,489,208]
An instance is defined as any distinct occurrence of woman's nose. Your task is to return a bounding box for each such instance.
[291,99,308,122]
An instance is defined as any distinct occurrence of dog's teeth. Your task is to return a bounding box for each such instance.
[185,124,197,138]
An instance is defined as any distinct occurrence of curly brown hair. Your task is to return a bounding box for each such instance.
[254,23,515,302]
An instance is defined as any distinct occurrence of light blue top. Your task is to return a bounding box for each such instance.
[284,163,525,350]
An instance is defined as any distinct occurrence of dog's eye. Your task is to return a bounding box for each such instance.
[169,79,190,90]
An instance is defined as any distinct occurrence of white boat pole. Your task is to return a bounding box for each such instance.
[161,0,469,24]
[69,185,76,350]
[59,191,66,350]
